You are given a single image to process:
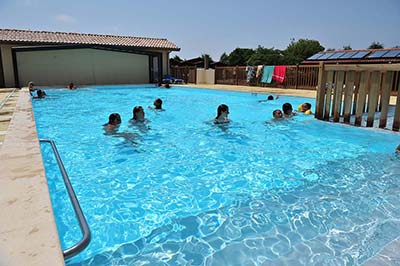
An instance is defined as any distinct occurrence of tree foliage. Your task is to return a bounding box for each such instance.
[225,48,254,66]
[283,39,325,64]
[343,45,352,50]
[246,46,283,65]
[368,41,384,49]
[219,52,229,64]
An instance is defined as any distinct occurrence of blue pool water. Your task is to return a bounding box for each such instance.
[33,85,400,265]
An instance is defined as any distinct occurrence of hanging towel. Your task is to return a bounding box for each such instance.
[261,65,274,83]
[272,66,287,83]
[246,66,256,83]
[256,65,263,78]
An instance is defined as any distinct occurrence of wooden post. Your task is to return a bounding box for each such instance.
[333,71,345,122]
[355,71,370,126]
[343,71,355,123]
[315,62,326,119]
[235,66,239,85]
[295,65,299,90]
[366,71,381,127]
[352,72,361,115]
[393,79,400,131]
[323,71,334,121]
[379,71,394,128]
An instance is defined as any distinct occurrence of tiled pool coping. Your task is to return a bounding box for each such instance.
[0,85,398,265]
[0,88,64,266]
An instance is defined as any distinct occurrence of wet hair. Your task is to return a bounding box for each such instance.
[37,90,46,98]
[216,104,229,119]
[133,106,144,119]
[108,113,121,125]
[282,103,293,115]
[154,98,163,109]
[267,95,274,101]
[157,82,162,87]
[303,103,312,110]
[165,84,171,89]
[68,82,74,88]
[273,109,283,118]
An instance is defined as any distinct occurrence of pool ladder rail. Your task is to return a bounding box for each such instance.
[40,139,91,260]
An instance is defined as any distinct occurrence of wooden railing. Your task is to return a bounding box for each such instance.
[170,66,197,83]
[315,62,400,131]
[214,65,319,90]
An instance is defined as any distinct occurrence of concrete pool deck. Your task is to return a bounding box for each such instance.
[0,84,398,266]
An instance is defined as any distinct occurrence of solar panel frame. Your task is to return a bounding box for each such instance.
[318,53,335,60]
[338,51,358,59]
[307,53,323,60]
[367,50,390,58]
[328,52,346,59]
[381,50,400,58]
[350,51,370,59]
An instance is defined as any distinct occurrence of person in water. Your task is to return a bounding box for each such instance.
[282,103,296,117]
[298,102,312,114]
[153,98,163,110]
[272,109,283,120]
[68,82,77,90]
[396,144,400,153]
[103,113,121,130]
[131,106,148,123]
[33,89,47,99]
[258,95,279,102]
[214,104,230,124]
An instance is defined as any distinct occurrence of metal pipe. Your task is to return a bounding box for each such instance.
[40,139,91,259]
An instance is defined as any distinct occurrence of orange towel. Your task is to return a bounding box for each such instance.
[272,65,287,83]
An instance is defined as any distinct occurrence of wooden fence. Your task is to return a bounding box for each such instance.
[315,62,400,131]
[170,66,197,83]
[214,65,320,90]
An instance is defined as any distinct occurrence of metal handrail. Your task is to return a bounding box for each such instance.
[40,139,91,259]
[0,88,17,110]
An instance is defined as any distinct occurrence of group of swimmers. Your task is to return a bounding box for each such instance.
[104,98,163,130]
[28,81,78,98]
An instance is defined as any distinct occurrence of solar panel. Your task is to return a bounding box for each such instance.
[307,53,323,60]
[367,50,389,58]
[381,50,400,58]
[328,52,346,59]
[318,53,335,60]
[350,51,370,59]
[339,51,358,59]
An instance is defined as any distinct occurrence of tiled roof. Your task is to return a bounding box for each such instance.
[0,29,180,51]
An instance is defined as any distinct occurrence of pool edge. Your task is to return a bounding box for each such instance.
[0,88,64,266]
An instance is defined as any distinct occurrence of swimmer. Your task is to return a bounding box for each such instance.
[282,103,296,117]
[103,113,121,130]
[298,103,312,114]
[214,104,230,124]
[396,144,400,153]
[272,109,283,120]
[33,89,47,99]
[258,95,279,102]
[130,106,149,123]
[68,82,77,90]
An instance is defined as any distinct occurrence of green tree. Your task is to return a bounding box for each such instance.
[326,48,335,52]
[227,48,255,65]
[170,55,183,66]
[343,45,352,50]
[368,41,384,49]
[283,39,324,64]
[219,52,229,64]
[246,46,283,65]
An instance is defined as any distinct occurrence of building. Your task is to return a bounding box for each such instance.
[0,29,180,88]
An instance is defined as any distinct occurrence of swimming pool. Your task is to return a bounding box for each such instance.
[33,85,400,265]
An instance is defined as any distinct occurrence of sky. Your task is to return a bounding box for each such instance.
[1,0,399,61]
